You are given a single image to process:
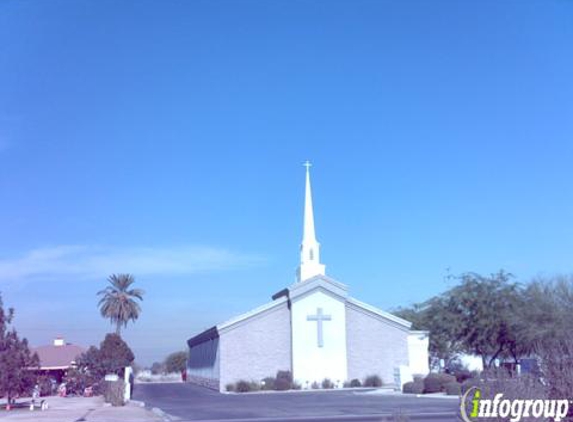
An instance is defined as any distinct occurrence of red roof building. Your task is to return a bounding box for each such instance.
[32,337,86,381]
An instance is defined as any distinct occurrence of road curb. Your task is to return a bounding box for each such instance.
[151,406,173,421]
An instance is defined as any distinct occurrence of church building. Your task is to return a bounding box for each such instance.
[186,164,430,392]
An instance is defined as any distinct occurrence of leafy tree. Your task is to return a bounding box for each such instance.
[76,333,135,380]
[442,271,523,368]
[97,274,144,335]
[98,333,135,376]
[164,351,187,374]
[0,294,39,402]
[394,298,465,368]
[150,361,164,375]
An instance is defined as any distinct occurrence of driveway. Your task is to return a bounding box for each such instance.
[133,383,460,422]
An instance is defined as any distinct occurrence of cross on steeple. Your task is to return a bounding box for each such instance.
[307,307,332,348]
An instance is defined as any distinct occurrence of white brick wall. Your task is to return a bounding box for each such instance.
[219,302,291,391]
[345,304,409,385]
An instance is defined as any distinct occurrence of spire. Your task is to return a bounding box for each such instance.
[296,161,326,283]
[303,161,316,244]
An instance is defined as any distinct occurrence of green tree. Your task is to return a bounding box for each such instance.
[76,333,135,379]
[443,271,523,368]
[395,270,527,369]
[164,351,187,374]
[395,298,465,369]
[0,294,39,403]
[97,274,144,335]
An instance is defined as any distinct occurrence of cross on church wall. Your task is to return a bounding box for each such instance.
[306,307,332,348]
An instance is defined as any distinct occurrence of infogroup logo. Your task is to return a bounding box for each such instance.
[460,387,570,422]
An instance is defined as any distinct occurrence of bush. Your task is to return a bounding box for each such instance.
[36,376,55,397]
[402,381,424,394]
[423,375,442,394]
[350,378,362,388]
[311,381,320,389]
[235,380,252,393]
[274,370,293,390]
[423,373,456,393]
[261,377,275,390]
[321,378,334,389]
[225,383,235,392]
[364,374,383,387]
[445,381,461,396]
[461,377,482,394]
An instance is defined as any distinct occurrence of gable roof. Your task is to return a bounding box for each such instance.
[32,343,85,370]
[346,297,412,329]
[186,274,413,348]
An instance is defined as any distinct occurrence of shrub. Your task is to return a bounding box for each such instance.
[364,374,383,387]
[235,380,252,393]
[225,383,235,392]
[311,381,320,389]
[423,375,442,394]
[274,377,290,390]
[350,378,362,388]
[275,370,293,390]
[402,381,424,394]
[261,377,275,391]
[321,378,334,389]
[461,377,482,394]
[445,381,461,396]
[36,376,55,397]
[423,373,456,393]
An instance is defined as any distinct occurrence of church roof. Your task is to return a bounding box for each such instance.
[346,297,412,329]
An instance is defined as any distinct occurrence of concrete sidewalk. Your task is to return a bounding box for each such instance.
[0,396,162,421]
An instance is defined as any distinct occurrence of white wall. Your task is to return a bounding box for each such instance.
[291,290,347,386]
[407,331,430,376]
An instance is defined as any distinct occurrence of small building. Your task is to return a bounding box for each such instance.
[32,337,86,382]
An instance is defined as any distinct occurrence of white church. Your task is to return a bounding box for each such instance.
[186,164,430,392]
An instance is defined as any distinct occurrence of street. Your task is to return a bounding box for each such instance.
[134,383,460,422]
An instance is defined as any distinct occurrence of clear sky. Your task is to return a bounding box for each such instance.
[0,0,572,364]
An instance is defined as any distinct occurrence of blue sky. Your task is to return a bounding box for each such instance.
[0,0,572,364]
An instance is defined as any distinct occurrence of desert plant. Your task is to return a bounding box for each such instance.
[274,370,293,390]
[261,376,275,390]
[364,374,383,387]
[423,373,455,393]
[444,381,461,396]
[422,375,442,393]
[402,381,424,394]
[350,378,362,387]
[235,380,252,393]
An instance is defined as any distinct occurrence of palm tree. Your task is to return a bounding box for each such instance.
[97,274,144,336]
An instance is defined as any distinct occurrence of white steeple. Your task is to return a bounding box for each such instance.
[296,161,326,282]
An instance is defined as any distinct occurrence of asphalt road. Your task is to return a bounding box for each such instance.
[133,383,461,422]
